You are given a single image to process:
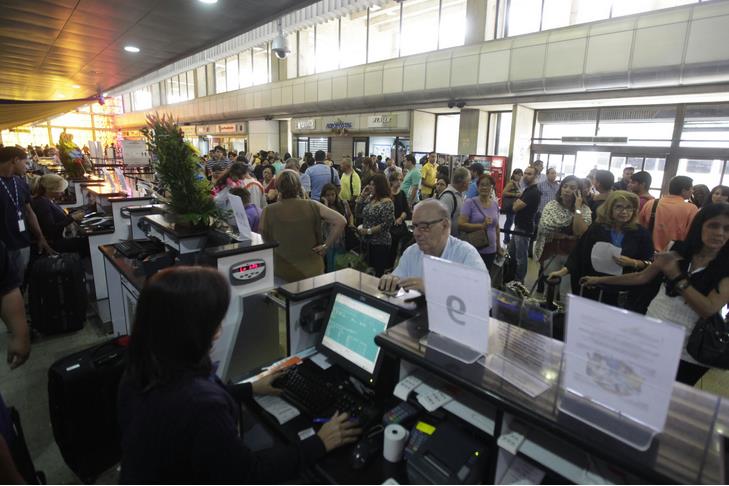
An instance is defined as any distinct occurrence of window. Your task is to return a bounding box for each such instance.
[299,26,316,76]
[368,1,400,63]
[215,60,226,93]
[540,0,572,31]
[435,114,460,155]
[131,87,152,111]
[597,107,676,147]
[490,111,512,156]
[179,74,188,101]
[122,93,132,113]
[186,71,195,101]
[401,0,439,57]
[316,18,340,73]
[611,0,696,18]
[151,83,161,107]
[196,66,207,97]
[286,33,298,78]
[340,10,367,68]
[507,0,542,36]
[226,55,239,92]
[439,0,467,49]
[252,43,270,85]
[681,104,729,148]
[535,109,598,142]
[574,150,610,178]
[239,50,253,88]
[678,159,725,189]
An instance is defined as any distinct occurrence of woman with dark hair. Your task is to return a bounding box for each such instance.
[501,169,523,244]
[711,185,729,204]
[119,267,360,483]
[549,190,653,306]
[458,174,502,270]
[261,170,346,282]
[434,177,448,199]
[320,183,351,271]
[691,184,711,208]
[534,175,592,301]
[583,203,729,385]
[211,162,247,196]
[388,172,412,267]
[356,174,394,276]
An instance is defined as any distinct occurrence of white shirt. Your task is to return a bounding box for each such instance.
[393,235,486,279]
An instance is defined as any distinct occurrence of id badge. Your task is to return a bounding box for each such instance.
[18,218,26,232]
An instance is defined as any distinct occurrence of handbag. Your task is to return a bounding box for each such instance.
[463,200,490,250]
[687,314,729,368]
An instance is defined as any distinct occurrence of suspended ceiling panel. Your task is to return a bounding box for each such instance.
[0,0,314,102]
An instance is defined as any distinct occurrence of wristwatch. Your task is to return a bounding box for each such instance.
[575,209,582,215]
[675,278,691,292]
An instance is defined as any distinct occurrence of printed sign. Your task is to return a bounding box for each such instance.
[368,115,396,128]
[295,119,316,130]
[218,124,236,133]
[326,121,353,130]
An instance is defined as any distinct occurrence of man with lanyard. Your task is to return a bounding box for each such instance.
[0,147,54,284]
[419,152,438,199]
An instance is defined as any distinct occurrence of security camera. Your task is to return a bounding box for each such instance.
[456,101,466,108]
[272,33,290,60]
[447,101,455,109]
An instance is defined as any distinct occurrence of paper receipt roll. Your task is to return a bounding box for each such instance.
[383,424,409,462]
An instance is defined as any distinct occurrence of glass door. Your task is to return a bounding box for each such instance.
[353,137,369,158]
[611,154,667,197]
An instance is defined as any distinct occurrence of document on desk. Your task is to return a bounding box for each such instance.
[393,374,423,401]
[309,353,332,370]
[562,295,684,433]
[591,242,623,276]
[253,395,300,425]
[499,455,546,485]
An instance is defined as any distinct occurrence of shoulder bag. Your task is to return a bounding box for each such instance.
[500,182,517,214]
[687,313,729,368]
[463,200,490,249]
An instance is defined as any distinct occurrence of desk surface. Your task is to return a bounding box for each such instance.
[375,317,724,484]
[99,244,149,290]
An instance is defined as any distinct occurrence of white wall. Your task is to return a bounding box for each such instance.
[248,120,280,153]
[412,110,436,153]
[509,105,535,170]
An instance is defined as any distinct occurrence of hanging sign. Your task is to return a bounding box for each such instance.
[218,124,237,134]
[325,121,353,130]
[295,119,316,130]
[368,115,396,128]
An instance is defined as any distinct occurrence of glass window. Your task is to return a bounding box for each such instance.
[196,66,207,97]
[132,87,152,111]
[215,60,226,93]
[151,83,161,107]
[439,0,467,49]
[597,106,676,147]
[239,50,253,88]
[678,158,725,188]
[226,55,239,91]
[340,10,367,68]
[316,18,340,73]
[122,93,132,113]
[299,26,316,76]
[574,151,610,178]
[252,43,270,85]
[179,74,188,101]
[401,0,439,56]
[171,76,179,99]
[507,0,542,36]
[611,0,696,18]
[286,33,298,78]
[368,1,401,63]
[435,114,460,155]
[681,104,729,148]
[496,112,512,156]
[574,0,610,24]
[186,70,195,101]
[535,109,598,142]
[541,0,572,31]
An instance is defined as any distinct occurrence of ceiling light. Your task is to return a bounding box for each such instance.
[370,4,381,11]
[72,84,81,89]
[124,45,140,53]
[199,0,218,3]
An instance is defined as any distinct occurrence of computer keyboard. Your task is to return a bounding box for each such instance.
[274,365,379,428]
[114,240,163,258]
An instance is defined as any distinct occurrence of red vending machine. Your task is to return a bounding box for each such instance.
[468,155,507,200]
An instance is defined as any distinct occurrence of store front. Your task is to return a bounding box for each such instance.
[291,111,410,163]
[196,122,248,156]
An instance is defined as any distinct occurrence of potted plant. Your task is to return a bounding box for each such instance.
[142,113,218,227]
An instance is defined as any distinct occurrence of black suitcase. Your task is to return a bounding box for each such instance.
[28,253,87,334]
[48,336,129,483]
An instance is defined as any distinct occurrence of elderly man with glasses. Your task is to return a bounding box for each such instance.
[378,199,486,293]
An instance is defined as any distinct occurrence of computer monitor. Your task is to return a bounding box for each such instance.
[319,285,398,385]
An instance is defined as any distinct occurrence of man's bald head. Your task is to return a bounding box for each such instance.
[414,198,449,221]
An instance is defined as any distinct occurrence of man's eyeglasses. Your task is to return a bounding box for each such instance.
[412,218,445,232]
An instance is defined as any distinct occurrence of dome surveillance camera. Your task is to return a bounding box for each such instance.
[272,34,290,60]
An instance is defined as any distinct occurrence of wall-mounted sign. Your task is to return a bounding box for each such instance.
[326,121,353,130]
[295,119,316,130]
[180,126,197,137]
[368,115,396,128]
[196,125,215,135]
[218,124,237,134]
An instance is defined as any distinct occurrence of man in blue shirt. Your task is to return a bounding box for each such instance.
[378,199,486,293]
[306,150,340,201]
[465,163,485,199]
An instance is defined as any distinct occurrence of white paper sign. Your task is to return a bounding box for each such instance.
[423,255,491,355]
[561,294,684,433]
[253,395,300,424]
[227,194,252,241]
[417,389,453,412]
[591,242,623,276]
[393,374,423,401]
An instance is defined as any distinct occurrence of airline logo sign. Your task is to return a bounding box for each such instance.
[368,115,396,128]
[218,124,236,133]
[295,119,316,130]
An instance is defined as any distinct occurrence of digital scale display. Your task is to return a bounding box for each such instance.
[230,259,266,285]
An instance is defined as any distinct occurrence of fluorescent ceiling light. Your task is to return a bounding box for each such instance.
[199,0,218,3]
[72,84,81,89]
[124,45,140,53]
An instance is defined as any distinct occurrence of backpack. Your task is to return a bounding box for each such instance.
[437,189,458,219]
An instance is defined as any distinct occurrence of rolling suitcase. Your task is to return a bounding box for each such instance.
[48,336,129,483]
[28,253,87,334]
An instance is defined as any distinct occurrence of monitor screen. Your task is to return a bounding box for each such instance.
[321,293,391,375]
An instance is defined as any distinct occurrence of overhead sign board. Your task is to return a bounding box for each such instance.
[295,119,317,130]
[368,115,396,128]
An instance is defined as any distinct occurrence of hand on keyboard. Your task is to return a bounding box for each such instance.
[317,412,363,452]
[251,369,285,396]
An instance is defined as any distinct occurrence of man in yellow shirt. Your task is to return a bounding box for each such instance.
[419,152,438,199]
[339,157,361,207]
